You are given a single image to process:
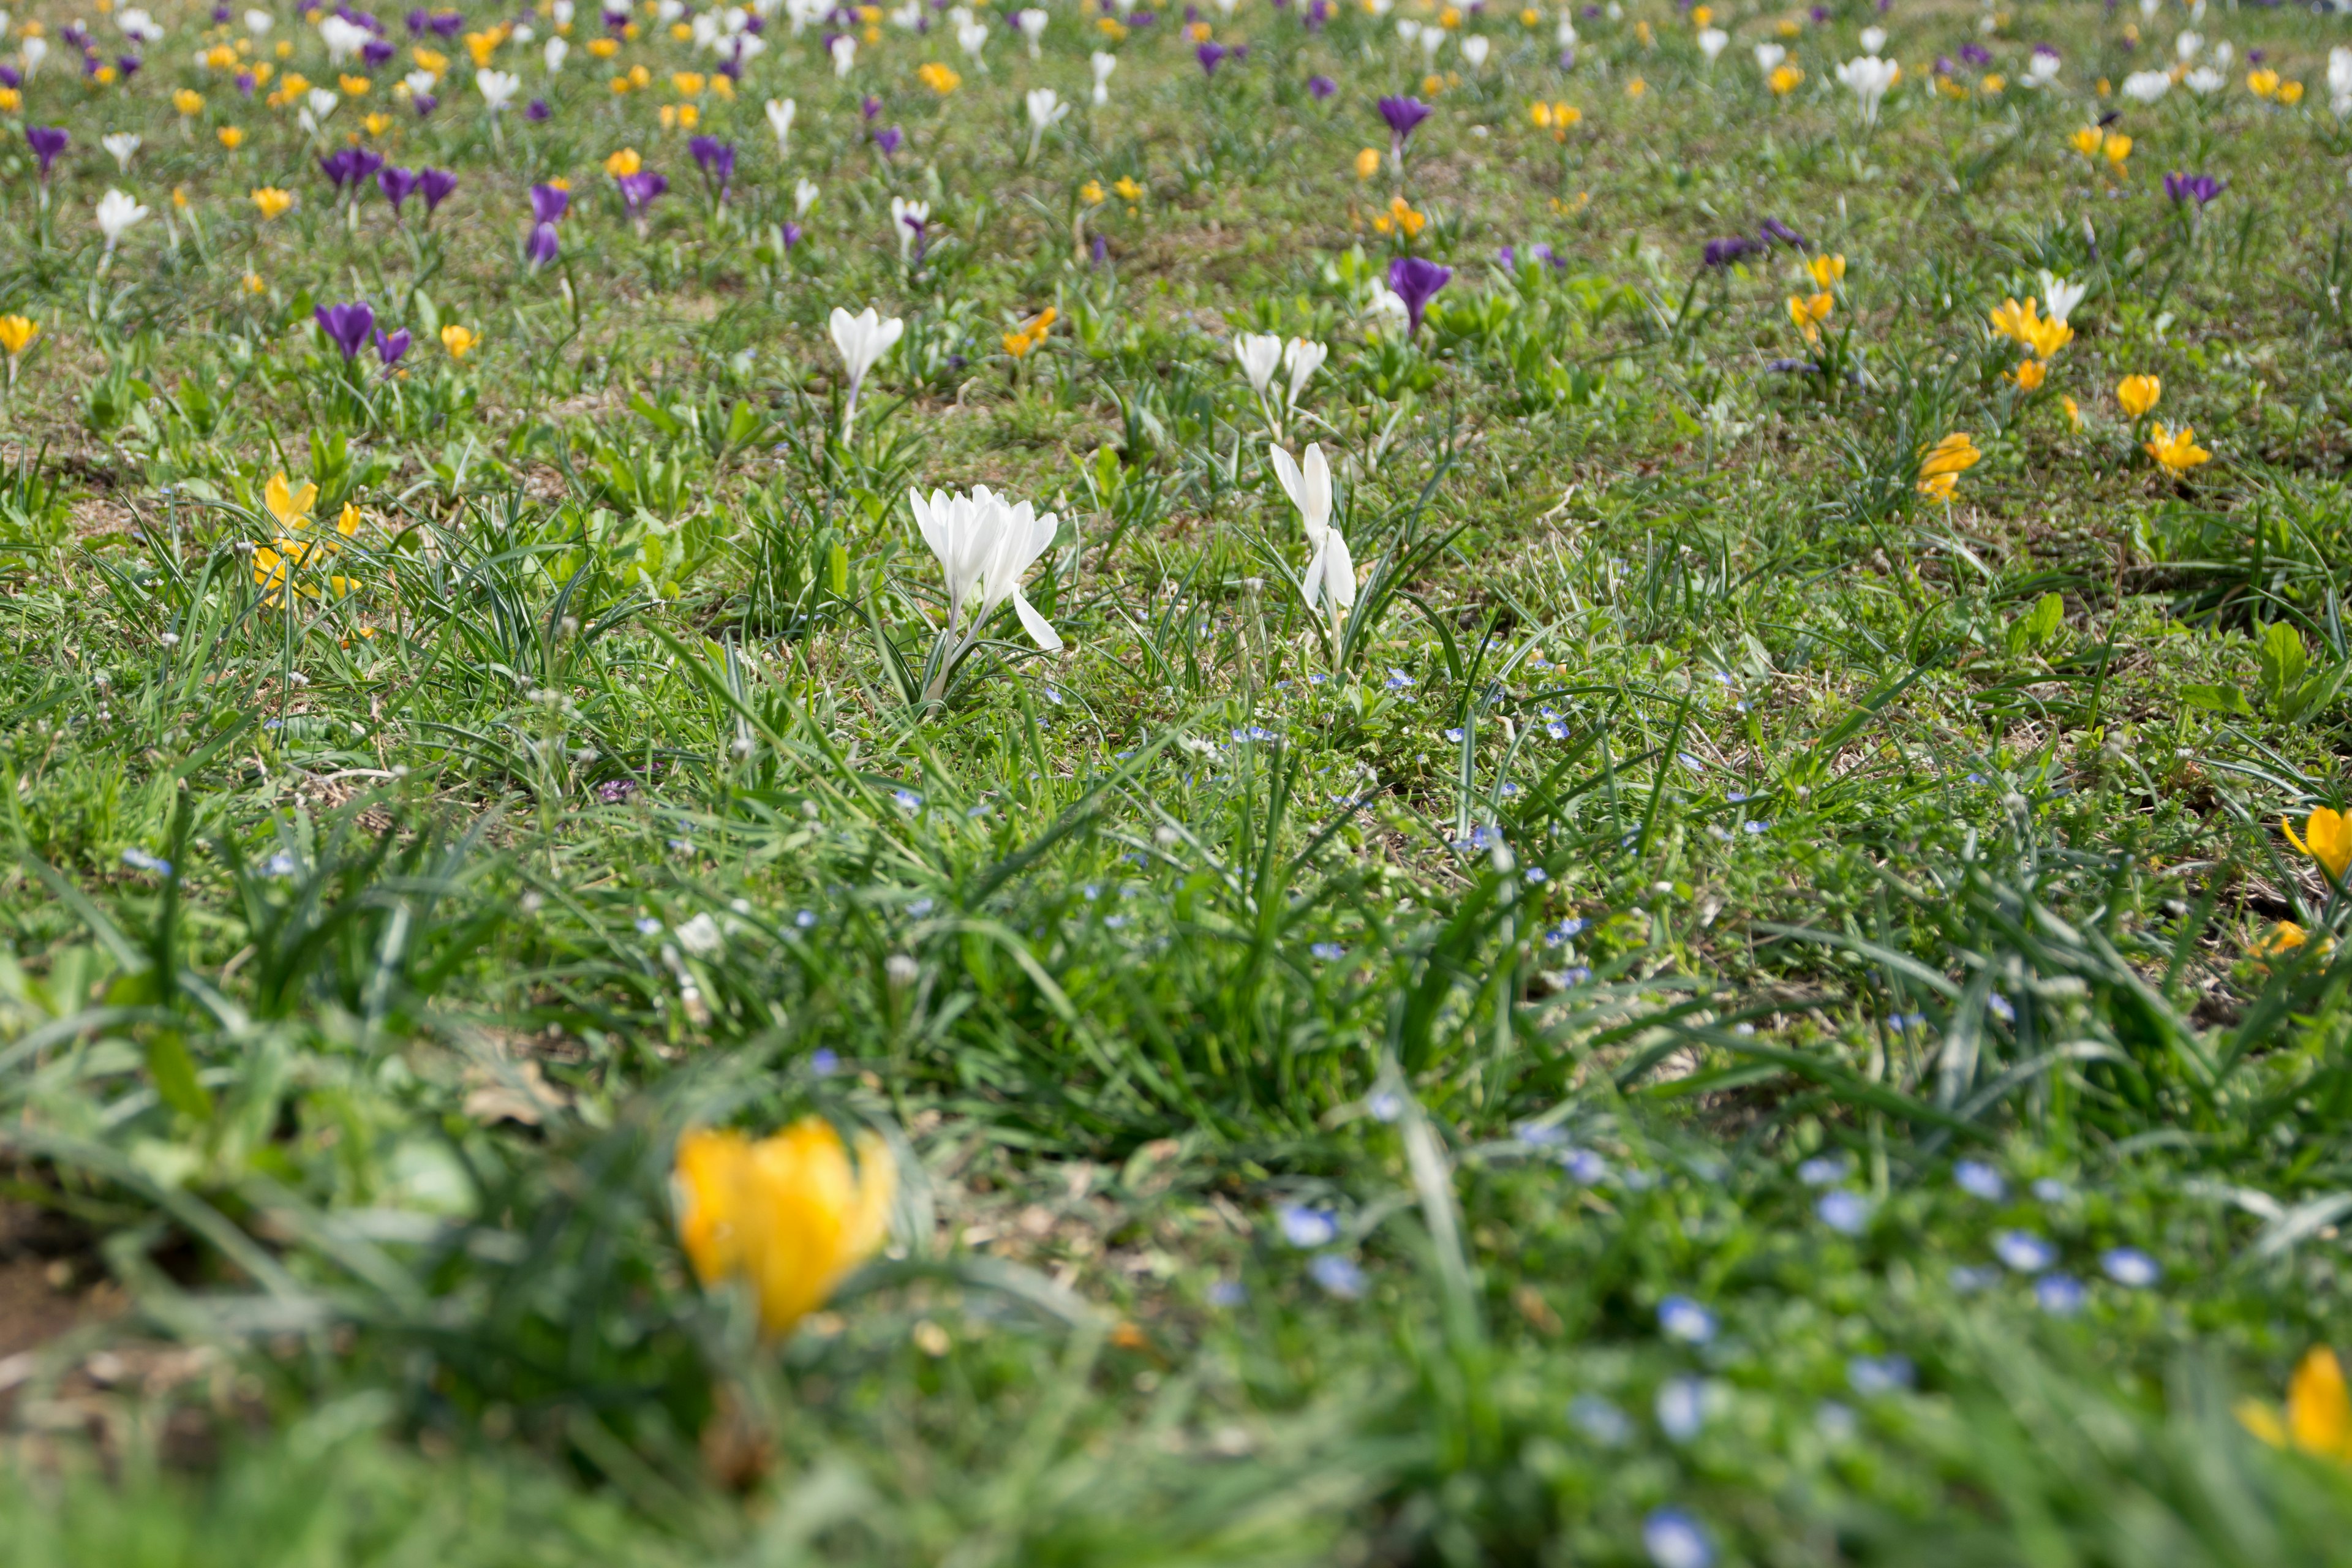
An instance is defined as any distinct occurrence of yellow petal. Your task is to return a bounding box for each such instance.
[2290,1348,2352,1458]
[2239,1398,2290,1449]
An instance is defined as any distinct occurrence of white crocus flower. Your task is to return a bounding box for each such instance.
[1016,6,1046,56]
[404,68,436,97]
[1233,332,1283,398]
[1366,287,1410,336]
[1460,35,1489,69]
[889,195,929,262]
[102,132,140,172]
[245,7,273,33]
[1024,86,1068,160]
[477,68,521,110]
[1835,55,1901,124]
[1419,26,1446,64]
[1697,27,1727,64]
[2332,45,2352,116]
[2120,69,2171,102]
[957,18,988,64]
[766,96,796,154]
[2024,48,2059,86]
[2038,271,2087,328]
[2211,40,2232,70]
[830,32,855,75]
[95,187,148,251]
[1268,445,1355,629]
[829,304,904,435]
[1396,18,1420,44]
[1090,50,1115,105]
[1555,13,1575,48]
[319,13,370,65]
[1859,24,1885,53]
[544,36,568,72]
[554,0,576,21]
[2183,65,2224,94]
[795,176,820,217]
[909,486,1064,699]
[511,23,535,44]
[116,7,164,44]
[20,34,45,76]
[2174,29,2201,61]
[1754,42,1785,75]
[1283,337,1327,408]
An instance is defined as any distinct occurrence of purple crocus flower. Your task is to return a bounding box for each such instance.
[428,10,463,36]
[1958,42,1991,67]
[315,301,377,361]
[1496,245,1515,270]
[2164,171,2223,206]
[688,135,736,199]
[116,54,143,80]
[362,36,397,66]
[874,124,903,156]
[780,220,802,248]
[1703,235,1755,268]
[236,70,256,96]
[24,126,69,179]
[1304,0,1329,28]
[1758,216,1809,249]
[378,165,422,209]
[1387,255,1451,333]
[405,7,428,32]
[861,92,882,118]
[419,167,458,213]
[412,92,437,115]
[530,182,570,224]
[213,3,233,20]
[374,326,411,369]
[1306,73,1335,99]
[0,65,19,89]
[1196,40,1227,74]
[616,170,668,216]
[1377,95,1431,143]
[59,23,90,50]
[526,219,559,269]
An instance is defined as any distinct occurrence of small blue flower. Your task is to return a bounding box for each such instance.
[1986,992,2015,1022]
[2032,1177,2072,1205]
[1308,1253,1366,1299]
[1516,1120,1567,1147]
[1657,1295,1717,1344]
[262,851,299,877]
[1742,820,1771,834]
[2035,1273,2086,1315]
[1558,965,1593,985]
[1993,1230,2057,1273]
[1797,1155,1848,1186]
[796,909,818,929]
[1278,1205,1339,1248]
[1523,866,1548,884]
[2100,1247,2159,1287]
[1559,1147,1610,1183]
[1383,668,1415,690]
[121,848,172,875]
[1847,1354,1916,1396]
[1545,720,1568,739]
[893,788,923,811]
[908,897,935,918]
[1444,726,1466,742]
[1655,1375,1708,1442]
[1953,1160,2007,1202]
[1815,1190,1872,1236]
[1366,1091,1403,1123]
[1545,918,1588,946]
[1815,1399,1859,1442]
[809,1047,841,1077]
[635,916,663,935]
[1642,1507,1714,1568]
[1306,672,1329,686]
[1567,1393,1632,1446]
[1310,942,1346,961]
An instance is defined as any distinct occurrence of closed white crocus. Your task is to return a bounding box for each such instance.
[1835,55,1900,124]
[829,32,855,75]
[1460,35,1490,69]
[1234,331,1283,398]
[795,176,820,217]
[888,195,929,263]
[1283,337,1328,408]
[1268,445,1355,630]
[477,68,521,110]
[2174,29,2201,61]
[544,35,568,72]
[1697,27,1727,65]
[101,132,140,172]
[957,18,988,63]
[766,96,796,154]
[909,485,1063,699]
[95,187,148,252]
[1555,14,1575,48]
[1419,26,1446,64]
[1024,86,1068,160]
[245,6,273,32]
[1016,6,1046,56]
[1090,49,1116,106]
[1754,42,1785,74]
[20,34,45,76]
[2332,45,2352,116]
[1858,24,1885,53]
[2120,69,2171,102]
[829,304,904,435]
[2038,271,2087,328]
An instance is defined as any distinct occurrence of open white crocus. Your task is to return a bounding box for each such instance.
[102,132,140,172]
[1754,42,1785,75]
[2037,271,2087,328]
[2024,48,2059,86]
[1836,55,1900,124]
[1460,35,1489,69]
[1090,50,1116,106]
[244,6,273,32]
[95,187,149,253]
[2120,69,2170,103]
[1024,87,1068,160]
[1858,24,1885,53]
[957,18,988,63]
[910,485,1063,701]
[1697,27,1727,65]
[796,177,821,217]
[1268,445,1355,635]
[477,68,521,110]
[766,96,796,154]
[829,305,904,437]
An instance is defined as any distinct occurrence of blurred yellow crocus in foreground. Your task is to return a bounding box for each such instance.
[2241,1348,2352,1461]
[674,1117,896,1338]
[2285,807,2352,884]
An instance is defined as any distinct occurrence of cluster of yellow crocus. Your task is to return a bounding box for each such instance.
[1989,296,2073,390]
[1003,306,1058,360]
[1529,100,1581,141]
[2070,124,2131,174]
[1785,289,1832,344]
[1915,432,1983,501]
[441,325,481,361]
[251,473,363,605]
[2247,67,2303,104]
[2113,374,2211,476]
[674,1118,897,1338]
[1371,196,1427,238]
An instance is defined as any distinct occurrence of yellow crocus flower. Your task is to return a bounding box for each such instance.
[1354,146,1381,179]
[364,111,391,136]
[0,316,39,359]
[671,69,705,94]
[1807,253,1845,288]
[2061,395,2081,429]
[173,88,203,115]
[463,29,500,66]
[2285,809,2352,883]
[2144,423,2209,475]
[2116,374,2160,418]
[1113,175,1144,202]
[1079,179,1105,205]
[2279,81,2305,106]
[265,472,318,533]
[2248,67,2280,100]
[917,61,960,93]
[2069,125,2104,157]
[605,146,643,177]
[1915,432,1982,500]
[440,324,481,359]
[1786,291,1832,342]
[413,45,450,74]
[2102,132,2132,166]
[1769,64,1801,94]
[251,186,293,220]
[339,72,371,95]
[2010,359,2047,391]
[673,1118,897,1338]
[587,35,619,56]
[218,126,245,149]
[2242,1348,2352,1460]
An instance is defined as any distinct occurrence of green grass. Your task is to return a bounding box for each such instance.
[4,0,2352,1559]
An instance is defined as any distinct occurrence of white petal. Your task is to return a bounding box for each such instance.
[1011,588,1063,651]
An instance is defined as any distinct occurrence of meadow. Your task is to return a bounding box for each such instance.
[2,0,2352,1559]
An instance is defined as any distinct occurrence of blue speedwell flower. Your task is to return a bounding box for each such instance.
[1278,1205,1339,1248]
[1658,1295,1717,1344]
[1993,1231,2057,1273]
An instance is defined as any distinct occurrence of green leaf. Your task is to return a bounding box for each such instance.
[2180,683,2253,715]
[146,1031,213,1121]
